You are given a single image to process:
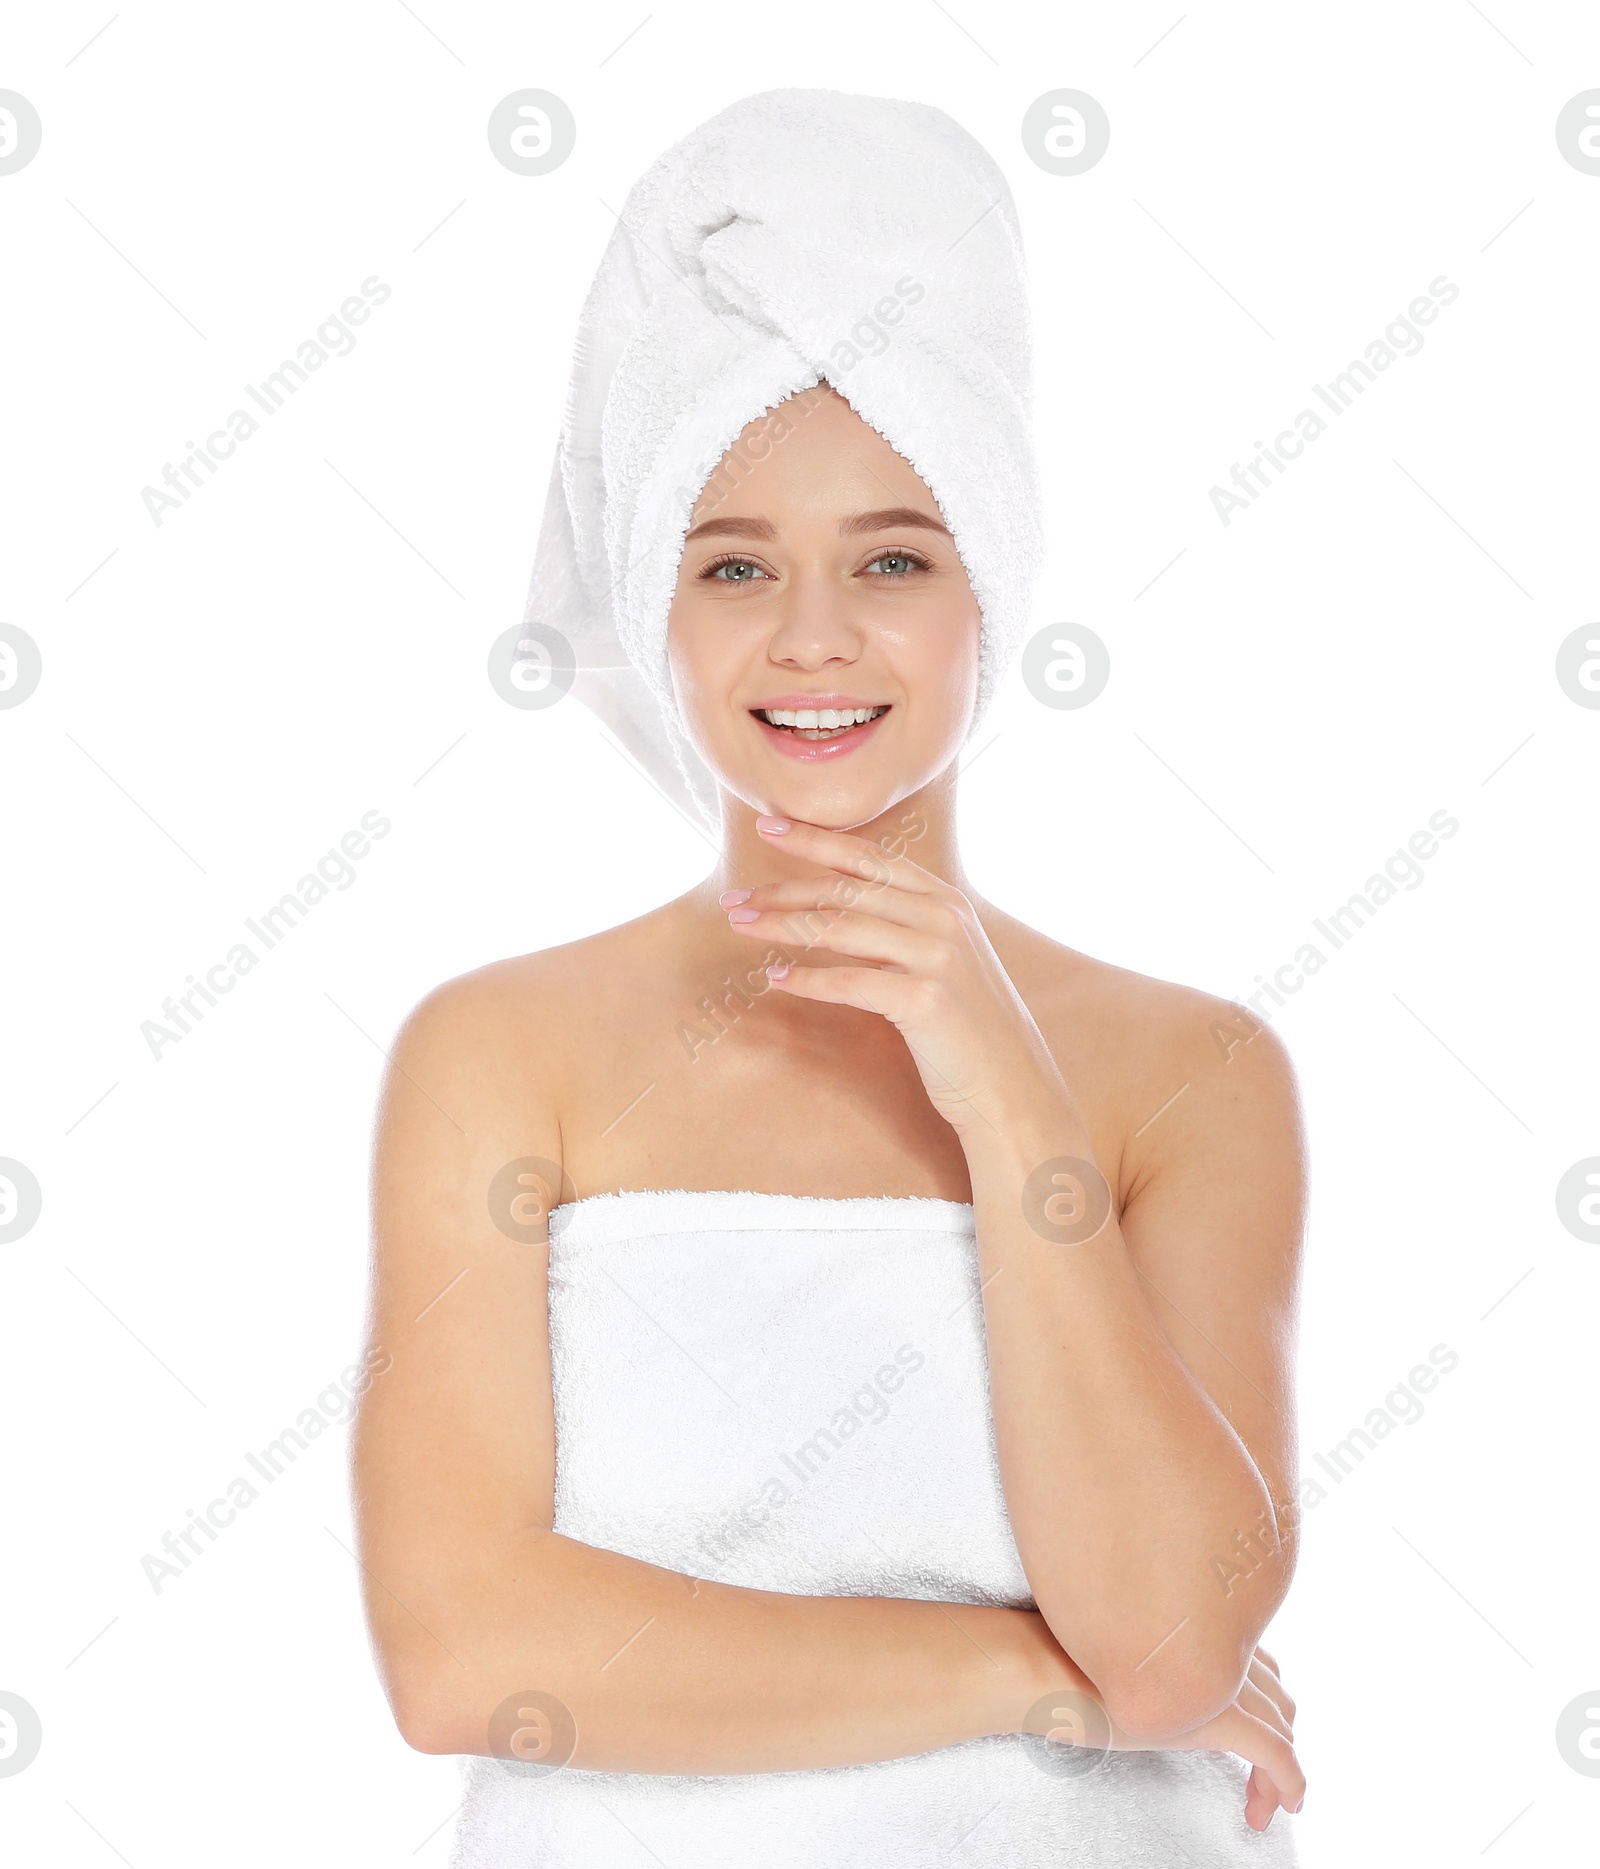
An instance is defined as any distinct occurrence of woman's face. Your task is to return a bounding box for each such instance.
[666,385,981,829]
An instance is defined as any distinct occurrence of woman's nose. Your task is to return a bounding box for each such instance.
[763,570,866,667]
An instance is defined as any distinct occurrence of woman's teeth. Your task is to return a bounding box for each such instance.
[757,705,886,740]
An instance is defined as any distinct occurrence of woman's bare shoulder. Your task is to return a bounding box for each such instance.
[384,903,683,1128]
[981,904,1300,1132]
[403,904,670,1028]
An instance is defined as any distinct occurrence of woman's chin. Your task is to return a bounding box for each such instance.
[757,796,890,833]
[695,725,953,833]
[718,773,920,835]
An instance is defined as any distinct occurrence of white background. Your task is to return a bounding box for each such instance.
[2,2,1596,1862]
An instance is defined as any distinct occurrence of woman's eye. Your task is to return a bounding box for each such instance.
[865,551,922,576]
[708,558,767,581]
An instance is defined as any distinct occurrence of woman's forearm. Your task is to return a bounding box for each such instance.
[372,1525,1074,1772]
[711,821,1302,1743]
[961,1091,1289,1736]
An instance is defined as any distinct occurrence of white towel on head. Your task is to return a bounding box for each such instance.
[520,87,1045,831]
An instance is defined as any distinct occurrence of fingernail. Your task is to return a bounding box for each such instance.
[756,816,790,834]
[728,907,760,923]
[766,962,791,979]
[718,889,752,906]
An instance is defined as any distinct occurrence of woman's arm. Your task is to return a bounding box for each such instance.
[953,1014,1303,1740]
[352,965,1060,1771]
[730,820,1305,1742]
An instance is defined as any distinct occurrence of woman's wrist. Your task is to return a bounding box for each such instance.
[972,1607,1097,1737]
[955,1078,1093,1177]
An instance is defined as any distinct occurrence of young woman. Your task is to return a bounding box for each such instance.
[354,91,1306,1866]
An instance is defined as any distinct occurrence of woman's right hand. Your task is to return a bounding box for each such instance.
[1117,1645,1303,1832]
[1012,1630,1304,1832]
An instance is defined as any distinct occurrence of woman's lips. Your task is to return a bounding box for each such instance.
[750,708,889,763]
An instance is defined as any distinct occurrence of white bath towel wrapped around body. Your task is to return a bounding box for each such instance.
[447,1191,1297,1868]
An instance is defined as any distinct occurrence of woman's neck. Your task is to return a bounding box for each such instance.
[705,773,975,909]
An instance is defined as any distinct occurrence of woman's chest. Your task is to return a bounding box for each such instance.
[553,968,1131,1206]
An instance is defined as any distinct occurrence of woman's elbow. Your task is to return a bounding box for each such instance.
[395,1700,462,1757]
[381,1654,469,1757]
[1098,1654,1246,1743]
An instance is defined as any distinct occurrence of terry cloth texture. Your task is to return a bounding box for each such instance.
[520,88,1045,829]
[446,1190,1298,1868]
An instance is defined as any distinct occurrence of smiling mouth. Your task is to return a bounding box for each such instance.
[752,704,890,741]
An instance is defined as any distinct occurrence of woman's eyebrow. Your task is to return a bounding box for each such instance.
[683,514,777,542]
[839,506,951,538]
[683,506,950,544]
